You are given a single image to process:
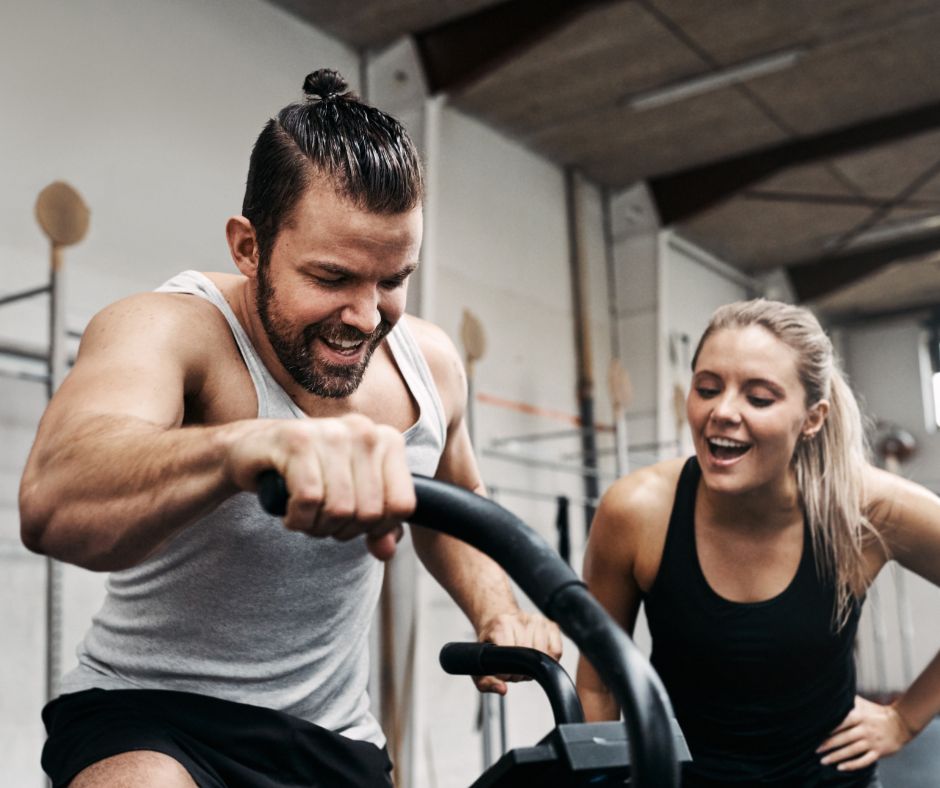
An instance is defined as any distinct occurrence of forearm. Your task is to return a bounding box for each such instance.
[893,649,940,736]
[411,527,520,632]
[577,659,620,721]
[19,413,252,570]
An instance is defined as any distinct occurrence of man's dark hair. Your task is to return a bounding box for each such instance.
[242,68,424,266]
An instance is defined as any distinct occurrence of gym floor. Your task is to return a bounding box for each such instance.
[879,718,940,787]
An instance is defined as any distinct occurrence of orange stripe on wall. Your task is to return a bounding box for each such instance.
[475,391,613,431]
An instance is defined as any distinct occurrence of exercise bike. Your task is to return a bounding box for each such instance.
[259,473,688,787]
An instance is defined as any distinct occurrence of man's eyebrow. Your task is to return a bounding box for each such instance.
[308,261,351,276]
[387,262,418,280]
[307,261,418,279]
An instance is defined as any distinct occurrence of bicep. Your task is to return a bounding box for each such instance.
[582,505,643,636]
[869,468,940,586]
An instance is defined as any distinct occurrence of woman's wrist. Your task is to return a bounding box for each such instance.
[889,701,920,741]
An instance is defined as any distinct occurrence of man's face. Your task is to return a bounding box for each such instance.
[255,179,422,398]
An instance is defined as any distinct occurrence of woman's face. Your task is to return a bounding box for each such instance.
[687,325,828,496]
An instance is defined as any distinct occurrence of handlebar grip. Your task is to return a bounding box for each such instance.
[258,470,288,516]
[439,641,489,676]
[440,641,586,725]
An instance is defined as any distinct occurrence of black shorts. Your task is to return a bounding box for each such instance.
[41,688,394,788]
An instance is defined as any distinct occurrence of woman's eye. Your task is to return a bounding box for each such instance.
[695,387,719,398]
[748,396,774,408]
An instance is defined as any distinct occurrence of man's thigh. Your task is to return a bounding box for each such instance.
[68,750,198,788]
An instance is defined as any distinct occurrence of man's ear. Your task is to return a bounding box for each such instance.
[226,216,260,277]
[802,399,830,440]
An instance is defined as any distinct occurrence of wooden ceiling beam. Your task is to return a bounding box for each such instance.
[648,100,940,226]
[787,228,940,302]
[413,0,619,95]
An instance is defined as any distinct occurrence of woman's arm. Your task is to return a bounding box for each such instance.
[818,466,940,771]
[871,467,940,733]
[576,465,674,720]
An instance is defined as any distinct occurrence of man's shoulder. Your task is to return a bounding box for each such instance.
[92,288,228,337]
[398,315,462,379]
[81,283,237,373]
[398,314,456,354]
[397,314,465,417]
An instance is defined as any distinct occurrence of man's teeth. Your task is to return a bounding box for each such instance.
[326,338,362,350]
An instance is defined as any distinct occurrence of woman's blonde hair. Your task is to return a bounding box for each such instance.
[692,298,874,628]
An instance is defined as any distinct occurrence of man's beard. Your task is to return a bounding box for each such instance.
[256,265,391,399]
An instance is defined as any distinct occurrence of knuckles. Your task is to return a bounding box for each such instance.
[262,416,414,539]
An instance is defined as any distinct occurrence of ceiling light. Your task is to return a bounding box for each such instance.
[844,214,940,249]
[628,48,808,111]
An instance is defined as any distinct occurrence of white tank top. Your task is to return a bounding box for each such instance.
[60,270,447,746]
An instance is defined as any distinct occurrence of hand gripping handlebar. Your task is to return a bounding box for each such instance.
[257,471,680,787]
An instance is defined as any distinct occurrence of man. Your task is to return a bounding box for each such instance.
[19,68,561,787]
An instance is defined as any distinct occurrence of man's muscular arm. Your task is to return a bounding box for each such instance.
[19,293,412,570]
[406,318,562,692]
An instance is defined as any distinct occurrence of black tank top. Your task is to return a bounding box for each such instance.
[644,457,874,786]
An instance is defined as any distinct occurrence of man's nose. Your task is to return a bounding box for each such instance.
[340,288,381,335]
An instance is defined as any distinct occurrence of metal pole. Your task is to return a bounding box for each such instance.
[45,247,67,704]
[602,187,630,479]
[565,168,599,529]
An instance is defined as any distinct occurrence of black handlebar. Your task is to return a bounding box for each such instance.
[440,642,584,725]
[257,471,680,787]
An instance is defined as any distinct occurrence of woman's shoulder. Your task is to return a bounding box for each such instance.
[590,457,687,585]
[601,457,687,520]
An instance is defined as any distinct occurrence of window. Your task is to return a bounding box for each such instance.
[927,317,940,431]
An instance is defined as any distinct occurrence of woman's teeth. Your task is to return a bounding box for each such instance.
[708,437,752,460]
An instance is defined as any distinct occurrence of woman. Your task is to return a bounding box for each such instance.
[576,299,940,787]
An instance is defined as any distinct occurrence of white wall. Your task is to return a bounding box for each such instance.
[1,1,357,784]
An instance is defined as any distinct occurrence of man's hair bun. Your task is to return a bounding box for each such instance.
[303,69,354,102]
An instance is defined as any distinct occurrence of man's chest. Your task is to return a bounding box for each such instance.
[187,337,420,433]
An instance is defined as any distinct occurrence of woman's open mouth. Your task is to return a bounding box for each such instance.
[706,436,752,463]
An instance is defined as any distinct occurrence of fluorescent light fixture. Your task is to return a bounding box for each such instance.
[844,214,940,249]
[628,48,807,111]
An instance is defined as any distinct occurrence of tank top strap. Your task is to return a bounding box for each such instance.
[155,270,301,419]
[647,456,700,596]
[385,318,448,451]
